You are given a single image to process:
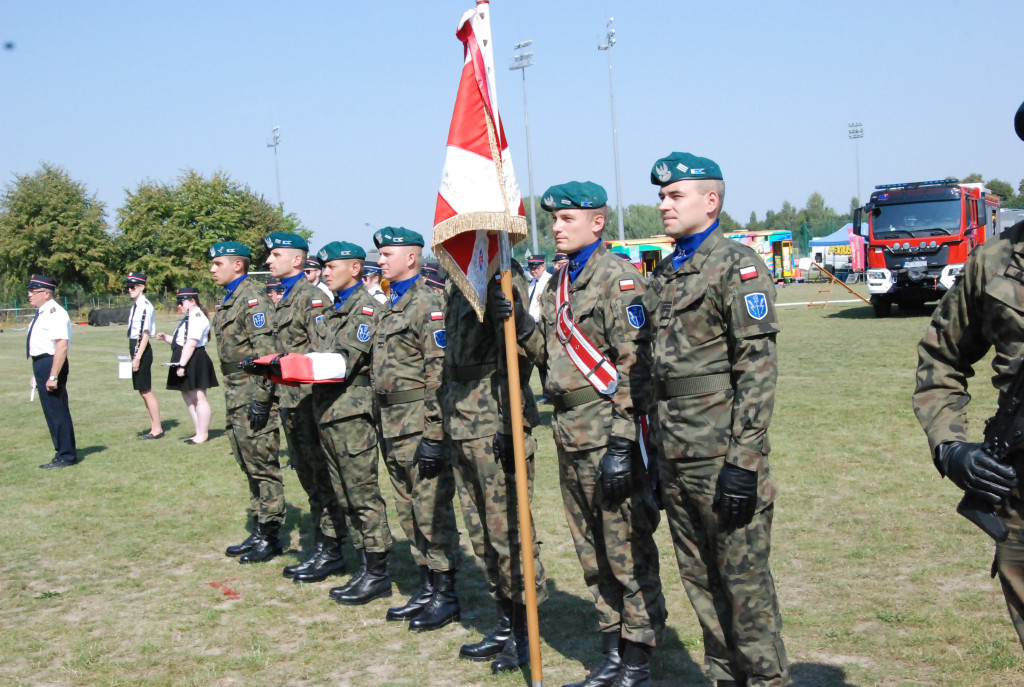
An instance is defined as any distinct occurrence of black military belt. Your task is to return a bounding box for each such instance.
[347,374,370,387]
[32,353,53,361]
[376,388,425,406]
[550,386,604,411]
[447,363,497,382]
[653,373,731,399]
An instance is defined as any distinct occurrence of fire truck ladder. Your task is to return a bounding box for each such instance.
[808,263,871,309]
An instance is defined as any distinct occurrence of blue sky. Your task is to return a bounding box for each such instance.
[2,1,1023,251]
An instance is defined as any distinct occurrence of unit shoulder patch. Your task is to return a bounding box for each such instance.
[252,312,266,328]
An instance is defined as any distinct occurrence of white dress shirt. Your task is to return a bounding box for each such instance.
[28,298,71,357]
[173,308,211,347]
[128,295,156,340]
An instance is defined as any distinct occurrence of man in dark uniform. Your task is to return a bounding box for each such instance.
[495,181,666,687]
[444,260,548,673]
[912,102,1024,651]
[372,226,461,631]
[208,241,286,563]
[264,232,348,578]
[26,274,78,469]
[305,241,395,601]
[643,154,788,687]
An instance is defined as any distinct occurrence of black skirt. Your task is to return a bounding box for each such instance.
[166,345,220,392]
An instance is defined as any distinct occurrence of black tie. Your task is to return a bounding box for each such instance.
[26,312,37,359]
[128,303,137,340]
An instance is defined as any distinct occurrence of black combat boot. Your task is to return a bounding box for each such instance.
[292,536,346,583]
[239,522,283,564]
[459,599,512,661]
[283,530,324,578]
[386,566,433,621]
[490,602,530,673]
[330,549,367,600]
[334,551,392,605]
[563,632,622,687]
[225,522,261,557]
[408,569,460,632]
[609,641,652,687]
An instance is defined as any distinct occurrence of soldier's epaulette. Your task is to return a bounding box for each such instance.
[247,298,259,307]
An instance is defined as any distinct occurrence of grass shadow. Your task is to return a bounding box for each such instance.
[76,445,107,462]
[824,304,934,320]
[789,661,861,686]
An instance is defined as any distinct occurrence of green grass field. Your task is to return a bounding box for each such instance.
[2,283,1022,686]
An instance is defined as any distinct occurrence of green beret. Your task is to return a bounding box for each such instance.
[650,152,723,185]
[263,232,309,251]
[209,241,251,259]
[1016,101,1024,142]
[541,181,607,211]
[373,226,424,248]
[317,241,367,263]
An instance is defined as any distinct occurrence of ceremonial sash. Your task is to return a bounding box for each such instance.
[554,266,619,395]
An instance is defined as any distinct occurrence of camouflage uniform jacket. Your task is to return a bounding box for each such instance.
[310,286,379,426]
[642,227,779,472]
[914,220,1024,455]
[443,263,540,441]
[273,276,330,409]
[371,278,445,441]
[521,243,648,451]
[211,277,277,411]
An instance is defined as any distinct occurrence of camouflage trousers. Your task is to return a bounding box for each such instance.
[382,433,461,571]
[452,433,548,605]
[558,444,666,647]
[994,490,1024,651]
[226,403,285,527]
[281,397,347,541]
[318,414,393,553]
[659,456,788,687]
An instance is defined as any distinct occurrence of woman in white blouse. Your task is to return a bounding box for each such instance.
[156,288,219,444]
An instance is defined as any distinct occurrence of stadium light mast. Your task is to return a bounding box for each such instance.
[510,40,539,256]
[848,122,864,204]
[599,18,625,242]
[267,126,282,209]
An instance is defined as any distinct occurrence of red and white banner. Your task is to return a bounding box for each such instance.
[432,0,527,321]
[252,352,346,386]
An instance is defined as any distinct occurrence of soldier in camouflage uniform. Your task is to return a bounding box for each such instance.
[644,154,787,687]
[207,241,285,564]
[912,101,1024,651]
[372,226,461,632]
[264,232,348,579]
[444,260,548,673]
[496,181,666,687]
[298,241,396,601]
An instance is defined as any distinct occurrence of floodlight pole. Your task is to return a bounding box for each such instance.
[848,122,863,204]
[599,18,625,242]
[267,126,282,209]
[510,40,539,256]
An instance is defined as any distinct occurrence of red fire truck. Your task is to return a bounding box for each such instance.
[853,179,1001,317]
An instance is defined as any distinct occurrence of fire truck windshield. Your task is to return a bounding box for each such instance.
[872,200,961,237]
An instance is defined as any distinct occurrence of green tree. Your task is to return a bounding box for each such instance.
[985,178,1016,202]
[961,172,984,183]
[0,163,113,299]
[115,170,307,293]
[623,204,664,238]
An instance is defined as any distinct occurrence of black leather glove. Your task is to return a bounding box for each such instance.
[237,357,261,374]
[713,462,758,530]
[937,441,1017,504]
[268,354,284,379]
[247,398,272,432]
[493,433,514,473]
[597,436,634,505]
[415,437,446,480]
[489,288,535,340]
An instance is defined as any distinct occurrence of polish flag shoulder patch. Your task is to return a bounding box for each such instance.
[739,265,759,281]
[311,299,324,308]
[247,298,259,307]
[361,306,374,316]
[430,311,444,321]
[618,279,635,291]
